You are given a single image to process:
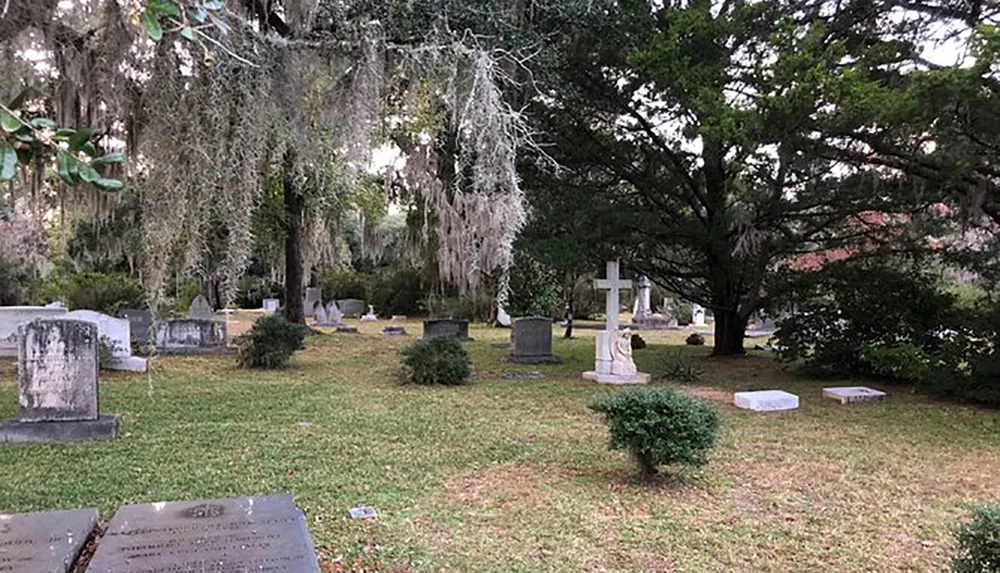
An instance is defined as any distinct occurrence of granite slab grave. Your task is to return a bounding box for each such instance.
[154,319,229,354]
[66,310,147,372]
[423,318,473,341]
[86,494,321,573]
[187,294,214,320]
[509,317,560,364]
[823,386,887,404]
[0,507,99,573]
[118,308,153,344]
[0,319,119,442]
[336,299,365,318]
[382,326,407,336]
[733,390,799,412]
[0,306,68,357]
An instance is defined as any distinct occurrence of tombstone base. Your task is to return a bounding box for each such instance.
[0,414,119,443]
[107,356,149,373]
[507,355,562,364]
[157,345,234,355]
[582,371,651,385]
[335,325,359,334]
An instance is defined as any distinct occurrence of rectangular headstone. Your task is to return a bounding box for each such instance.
[423,318,472,341]
[263,298,280,313]
[336,299,365,318]
[510,317,559,363]
[154,319,228,354]
[733,390,799,412]
[118,308,153,344]
[0,306,68,357]
[0,508,99,573]
[18,319,99,422]
[67,310,147,373]
[303,288,323,318]
[86,494,321,573]
[823,386,887,404]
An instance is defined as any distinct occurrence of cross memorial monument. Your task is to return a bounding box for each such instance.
[582,261,650,385]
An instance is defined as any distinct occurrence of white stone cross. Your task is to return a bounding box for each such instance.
[596,260,632,331]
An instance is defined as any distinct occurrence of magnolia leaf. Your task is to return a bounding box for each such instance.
[29,117,58,129]
[95,178,123,190]
[190,7,207,23]
[56,150,75,184]
[1,111,21,133]
[69,128,94,150]
[203,0,223,10]
[7,88,35,110]
[0,140,17,180]
[142,10,164,41]
[79,164,101,183]
[54,128,76,141]
[92,152,124,165]
[181,26,195,40]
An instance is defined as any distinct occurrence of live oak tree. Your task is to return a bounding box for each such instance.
[524,0,990,355]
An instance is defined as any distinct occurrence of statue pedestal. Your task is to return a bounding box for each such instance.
[582,330,650,385]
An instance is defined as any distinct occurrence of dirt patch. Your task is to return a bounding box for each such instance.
[444,462,568,511]
[676,385,732,406]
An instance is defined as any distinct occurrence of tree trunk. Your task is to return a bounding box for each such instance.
[563,274,574,339]
[712,306,747,356]
[282,149,306,325]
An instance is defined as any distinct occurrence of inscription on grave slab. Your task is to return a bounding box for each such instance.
[0,508,99,573]
[86,494,320,573]
[823,386,887,404]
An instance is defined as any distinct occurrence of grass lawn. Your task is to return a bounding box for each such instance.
[2,314,999,572]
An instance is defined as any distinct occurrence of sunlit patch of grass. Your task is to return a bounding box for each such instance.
[1,317,999,571]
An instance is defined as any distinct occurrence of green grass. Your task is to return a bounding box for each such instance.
[2,315,999,572]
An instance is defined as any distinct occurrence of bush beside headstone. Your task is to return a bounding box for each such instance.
[400,336,471,385]
[235,314,305,369]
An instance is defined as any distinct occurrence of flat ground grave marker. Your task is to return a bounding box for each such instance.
[733,390,800,412]
[86,494,320,573]
[0,508,99,573]
[823,386,887,404]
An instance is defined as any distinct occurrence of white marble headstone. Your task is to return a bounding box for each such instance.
[66,310,148,373]
[734,390,799,412]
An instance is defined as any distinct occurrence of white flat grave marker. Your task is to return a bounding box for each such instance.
[823,386,886,404]
[734,390,799,412]
[349,506,378,520]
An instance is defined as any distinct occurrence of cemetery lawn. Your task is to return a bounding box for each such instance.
[2,316,999,572]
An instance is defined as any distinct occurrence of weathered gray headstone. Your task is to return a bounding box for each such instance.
[0,508,99,573]
[0,319,119,442]
[382,326,407,336]
[118,308,153,344]
[66,310,147,373]
[0,306,68,357]
[154,319,228,354]
[337,299,365,318]
[262,298,280,313]
[509,317,560,364]
[86,494,321,573]
[187,294,213,320]
[423,318,473,341]
[18,319,99,422]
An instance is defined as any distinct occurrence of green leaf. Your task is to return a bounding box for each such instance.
[181,26,195,40]
[29,117,58,129]
[189,7,207,23]
[0,140,17,180]
[1,111,21,133]
[13,131,34,143]
[213,17,229,38]
[92,152,124,165]
[203,0,223,10]
[95,178,123,190]
[54,128,76,141]
[142,10,164,41]
[69,128,94,150]
[7,88,33,110]
[56,150,75,184]
[78,164,101,183]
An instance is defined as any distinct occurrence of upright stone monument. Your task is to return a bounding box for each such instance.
[119,308,153,344]
[360,305,378,322]
[187,294,213,320]
[509,317,560,364]
[154,320,228,354]
[0,507,100,572]
[0,319,119,442]
[87,494,321,573]
[634,276,653,321]
[337,299,365,318]
[423,318,473,341]
[582,261,650,385]
[692,303,707,327]
[66,310,148,373]
[262,298,280,313]
[303,288,323,318]
[496,305,512,327]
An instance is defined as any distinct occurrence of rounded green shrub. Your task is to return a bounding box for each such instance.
[952,504,1000,573]
[400,336,471,385]
[235,314,305,369]
[589,387,720,478]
